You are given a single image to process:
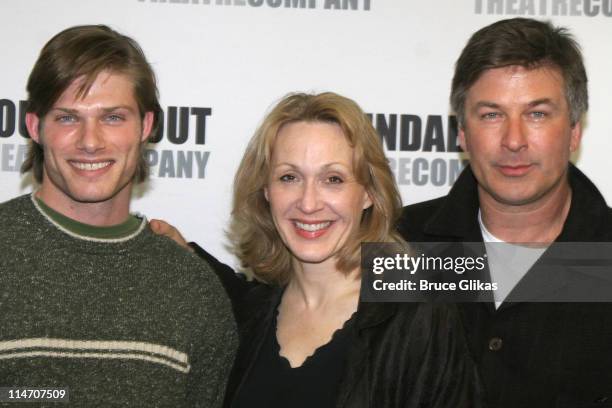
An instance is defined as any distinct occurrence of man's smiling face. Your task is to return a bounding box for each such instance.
[27,70,153,213]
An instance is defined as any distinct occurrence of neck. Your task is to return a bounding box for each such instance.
[286,259,361,310]
[36,185,132,227]
[479,180,572,244]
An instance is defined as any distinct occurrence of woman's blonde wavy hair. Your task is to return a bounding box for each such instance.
[229,92,404,285]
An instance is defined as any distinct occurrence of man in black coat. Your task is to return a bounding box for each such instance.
[398,18,612,407]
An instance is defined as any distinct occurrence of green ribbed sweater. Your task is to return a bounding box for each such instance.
[0,194,237,407]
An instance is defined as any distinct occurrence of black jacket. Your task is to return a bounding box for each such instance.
[398,164,612,407]
[193,246,484,408]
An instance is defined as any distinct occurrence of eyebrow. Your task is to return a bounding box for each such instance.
[50,105,136,114]
[101,105,136,113]
[526,98,557,108]
[473,98,558,110]
[51,107,79,114]
[271,162,350,170]
[472,101,498,110]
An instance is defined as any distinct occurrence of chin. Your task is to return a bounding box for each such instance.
[71,179,132,202]
[490,190,544,207]
[66,186,120,204]
[290,249,336,265]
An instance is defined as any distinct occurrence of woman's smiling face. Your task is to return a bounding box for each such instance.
[265,121,372,269]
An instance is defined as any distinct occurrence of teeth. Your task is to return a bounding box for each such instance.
[72,161,111,170]
[295,221,331,232]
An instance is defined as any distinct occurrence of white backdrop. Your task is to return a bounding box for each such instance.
[1,0,611,266]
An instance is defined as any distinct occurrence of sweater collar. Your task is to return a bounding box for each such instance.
[31,193,147,243]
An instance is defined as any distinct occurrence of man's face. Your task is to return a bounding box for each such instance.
[26,71,153,215]
[459,65,582,208]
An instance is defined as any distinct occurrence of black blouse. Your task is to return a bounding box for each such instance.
[233,309,354,408]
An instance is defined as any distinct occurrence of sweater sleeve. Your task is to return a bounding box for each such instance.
[186,256,239,408]
[188,242,257,319]
[189,311,237,408]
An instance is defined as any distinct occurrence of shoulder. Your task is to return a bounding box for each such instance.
[0,195,39,244]
[566,165,612,239]
[140,227,203,262]
[397,196,446,239]
[401,196,447,219]
[0,194,32,218]
[187,241,279,324]
[601,206,612,233]
[138,229,233,307]
[188,242,254,298]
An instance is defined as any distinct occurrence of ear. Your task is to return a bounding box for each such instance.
[458,126,468,152]
[362,190,373,210]
[264,186,269,202]
[25,112,42,143]
[141,111,154,143]
[569,120,582,153]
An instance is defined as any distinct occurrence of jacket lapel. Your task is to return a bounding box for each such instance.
[335,301,398,408]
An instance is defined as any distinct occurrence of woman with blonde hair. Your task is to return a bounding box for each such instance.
[153,92,482,407]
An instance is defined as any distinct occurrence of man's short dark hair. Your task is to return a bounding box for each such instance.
[22,24,162,183]
[451,18,587,128]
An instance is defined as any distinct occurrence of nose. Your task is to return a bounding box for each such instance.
[296,180,323,213]
[501,116,528,152]
[76,119,105,153]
